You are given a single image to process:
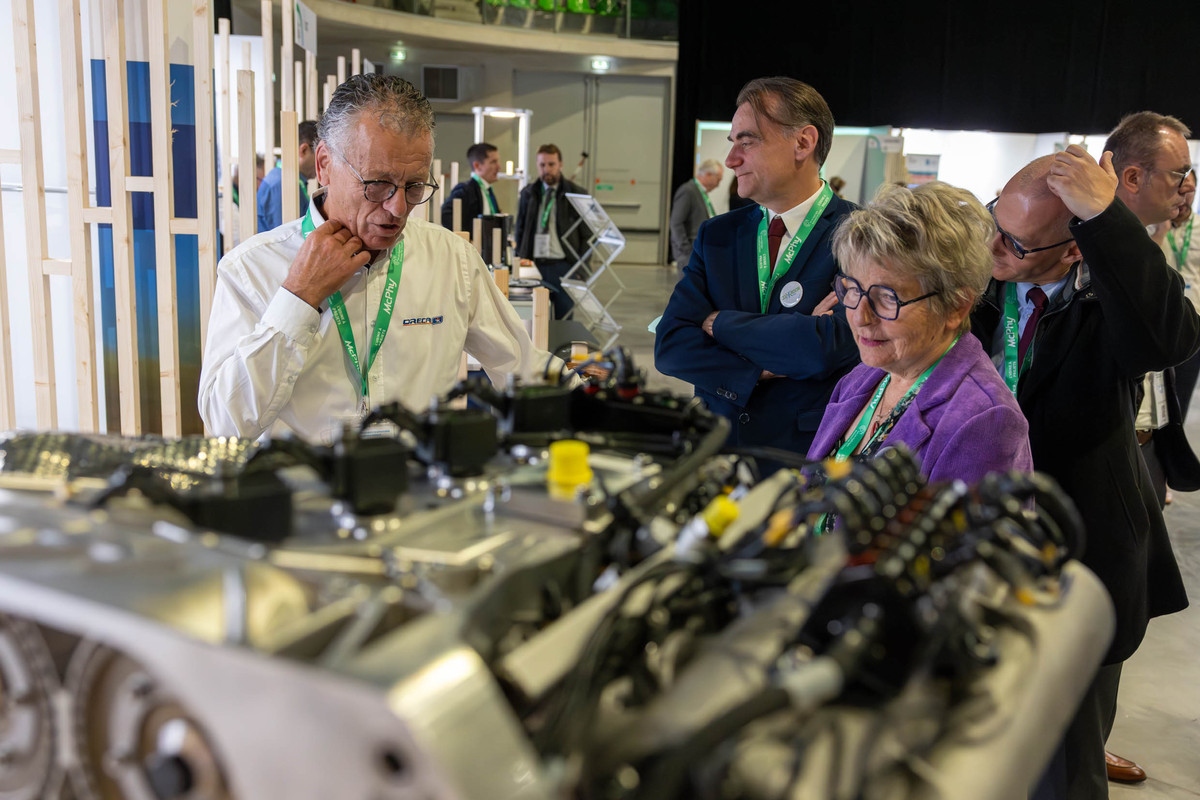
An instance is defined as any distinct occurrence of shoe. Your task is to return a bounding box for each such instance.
[1105,750,1147,783]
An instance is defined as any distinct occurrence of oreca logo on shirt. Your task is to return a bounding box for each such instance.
[402,316,444,326]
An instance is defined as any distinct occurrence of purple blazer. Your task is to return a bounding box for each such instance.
[806,334,1033,483]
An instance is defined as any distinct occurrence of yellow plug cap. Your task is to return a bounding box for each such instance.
[547,440,593,490]
[702,495,740,537]
[824,457,852,480]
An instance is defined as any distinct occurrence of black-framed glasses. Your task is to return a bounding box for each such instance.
[986,198,1073,260]
[1148,164,1195,190]
[833,273,937,321]
[332,146,439,205]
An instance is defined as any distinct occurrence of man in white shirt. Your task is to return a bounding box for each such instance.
[199,75,559,444]
[654,76,859,460]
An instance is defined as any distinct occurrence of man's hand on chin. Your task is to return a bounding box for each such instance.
[282,220,372,309]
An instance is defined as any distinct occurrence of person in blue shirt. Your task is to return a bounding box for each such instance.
[257,120,319,233]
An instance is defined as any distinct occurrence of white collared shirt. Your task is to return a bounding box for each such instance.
[199,199,561,444]
[767,181,826,269]
[1015,275,1069,338]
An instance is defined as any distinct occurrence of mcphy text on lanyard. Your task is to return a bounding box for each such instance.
[756,184,833,313]
[694,178,715,218]
[301,208,404,405]
[473,174,497,214]
[1002,282,1030,396]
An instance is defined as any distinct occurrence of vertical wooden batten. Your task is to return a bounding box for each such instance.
[12,0,57,428]
[148,0,182,436]
[193,0,217,349]
[57,0,99,431]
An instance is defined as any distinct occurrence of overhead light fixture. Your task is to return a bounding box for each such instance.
[590,57,611,71]
[487,110,518,119]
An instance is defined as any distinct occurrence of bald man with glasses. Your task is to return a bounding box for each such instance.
[200,76,561,443]
[970,113,1200,800]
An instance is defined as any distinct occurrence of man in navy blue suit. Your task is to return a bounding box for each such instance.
[655,76,859,458]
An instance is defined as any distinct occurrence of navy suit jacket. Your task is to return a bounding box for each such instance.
[441,179,496,231]
[654,198,860,454]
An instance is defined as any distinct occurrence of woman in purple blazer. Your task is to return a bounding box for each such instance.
[807,182,1033,483]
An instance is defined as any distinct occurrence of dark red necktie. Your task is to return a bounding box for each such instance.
[1017,286,1048,365]
[768,215,786,275]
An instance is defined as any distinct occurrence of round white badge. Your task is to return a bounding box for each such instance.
[779,281,804,308]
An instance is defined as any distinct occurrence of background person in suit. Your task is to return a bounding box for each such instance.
[654,76,860,462]
[514,143,588,319]
[669,158,723,267]
[441,142,501,231]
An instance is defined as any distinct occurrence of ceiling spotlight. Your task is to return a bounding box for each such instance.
[487,110,518,119]
[391,48,407,62]
[590,57,611,71]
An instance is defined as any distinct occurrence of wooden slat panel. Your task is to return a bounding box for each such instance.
[433,158,443,210]
[0,173,14,429]
[280,109,299,223]
[124,175,155,192]
[305,50,317,122]
[261,0,275,162]
[281,0,293,113]
[237,69,256,248]
[531,287,550,351]
[193,0,217,347]
[13,0,56,428]
[337,56,346,85]
[57,0,99,431]
[217,18,232,257]
[103,0,141,434]
[149,0,181,437]
[170,218,199,235]
[42,259,72,276]
[82,206,113,225]
[293,61,303,127]
[351,48,361,77]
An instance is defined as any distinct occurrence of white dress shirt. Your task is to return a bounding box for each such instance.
[767,181,827,269]
[199,198,560,444]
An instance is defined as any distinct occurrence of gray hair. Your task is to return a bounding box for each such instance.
[318,74,436,154]
[831,182,994,334]
[697,158,723,176]
[1104,111,1191,172]
[736,76,835,166]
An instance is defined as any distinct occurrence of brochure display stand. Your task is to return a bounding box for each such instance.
[559,193,626,350]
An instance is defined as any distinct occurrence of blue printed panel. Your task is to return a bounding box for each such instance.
[91,59,206,434]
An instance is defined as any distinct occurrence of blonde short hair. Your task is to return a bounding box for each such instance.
[831,182,994,332]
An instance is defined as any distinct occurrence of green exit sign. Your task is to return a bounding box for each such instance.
[595,183,614,191]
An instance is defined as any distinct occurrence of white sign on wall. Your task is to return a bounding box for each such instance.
[905,153,941,185]
[294,0,317,54]
[880,135,904,153]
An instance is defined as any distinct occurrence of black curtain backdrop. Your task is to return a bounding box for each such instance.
[673,0,1200,193]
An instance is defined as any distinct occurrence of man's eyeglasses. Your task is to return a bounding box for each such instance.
[833,273,937,321]
[1148,164,1195,190]
[332,146,439,205]
[986,198,1073,260]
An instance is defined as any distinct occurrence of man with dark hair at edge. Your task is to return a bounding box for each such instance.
[441,141,502,230]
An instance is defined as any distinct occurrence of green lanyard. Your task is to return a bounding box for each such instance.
[539,186,554,231]
[300,206,404,403]
[232,185,239,206]
[694,178,715,218]
[473,174,497,214]
[1168,216,1193,270]
[756,184,833,313]
[833,338,954,461]
[1001,282,1034,396]
[814,338,955,535]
